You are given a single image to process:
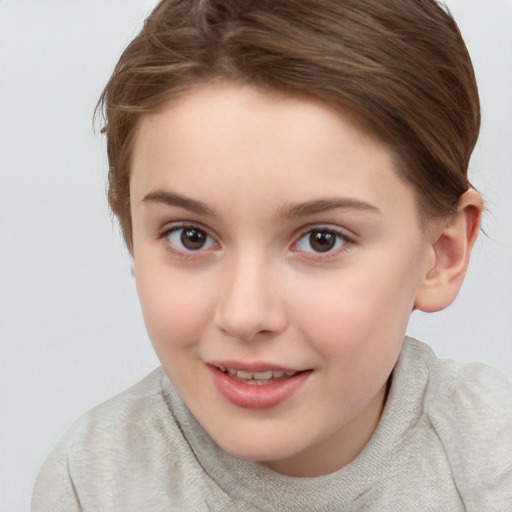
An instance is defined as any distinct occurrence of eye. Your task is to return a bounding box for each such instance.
[295,228,348,254]
[166,225,217,252]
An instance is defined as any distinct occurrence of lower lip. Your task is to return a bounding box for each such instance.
[208,366,311,410]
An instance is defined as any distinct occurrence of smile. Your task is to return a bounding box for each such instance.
[208,364,311,409]
[215,366,299,385]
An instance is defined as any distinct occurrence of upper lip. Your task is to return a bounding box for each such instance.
[208,360,305,373]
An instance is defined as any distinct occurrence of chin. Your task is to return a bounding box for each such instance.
[211,425,307,464]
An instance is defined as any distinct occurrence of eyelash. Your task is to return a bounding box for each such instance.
[158,223,218,260]
[157,223,354,261]
[291,226,353,261]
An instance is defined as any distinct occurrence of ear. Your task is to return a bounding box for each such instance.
[414,189,483,313]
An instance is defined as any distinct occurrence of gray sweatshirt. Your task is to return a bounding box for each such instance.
[32,338,512,511]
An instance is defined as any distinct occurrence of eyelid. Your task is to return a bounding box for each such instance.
[294,224,355,242]
[158,220,214,237]
[158,221,220,257]
[291,224,355,259]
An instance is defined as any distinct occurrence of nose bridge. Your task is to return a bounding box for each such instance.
[214,246,286,341]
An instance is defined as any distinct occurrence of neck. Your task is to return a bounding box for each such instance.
[265,381,388,477]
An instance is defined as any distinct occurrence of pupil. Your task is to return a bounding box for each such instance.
[181,228,206,250]
[309,230,335,252]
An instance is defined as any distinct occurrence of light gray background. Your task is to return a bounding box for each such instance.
[1,1,511,510]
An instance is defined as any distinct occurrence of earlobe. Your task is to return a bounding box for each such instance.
[414,189,483,313]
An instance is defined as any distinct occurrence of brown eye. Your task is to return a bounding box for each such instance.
[181,228,207,250]
[296,228,348,254]
[167,226,216,252]
[309,230,336,252]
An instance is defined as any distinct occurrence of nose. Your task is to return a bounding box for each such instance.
[213,252,288,342]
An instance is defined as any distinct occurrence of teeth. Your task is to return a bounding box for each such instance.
[253,371,273,380]
[219,367,298,380]
[236,370,253,379]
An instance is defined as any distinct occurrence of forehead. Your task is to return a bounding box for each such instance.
[130,83,420,223]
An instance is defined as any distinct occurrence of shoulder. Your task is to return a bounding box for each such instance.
[32,367,182,511]
[425,351,512,438]
[58,367,169,451]
[421,343,512,509]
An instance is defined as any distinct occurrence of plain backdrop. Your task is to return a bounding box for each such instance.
[1,1,511,510]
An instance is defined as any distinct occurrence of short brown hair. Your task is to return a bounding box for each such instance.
[97,0,480,253]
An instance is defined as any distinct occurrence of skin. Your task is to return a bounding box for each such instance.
[129,82,461,477]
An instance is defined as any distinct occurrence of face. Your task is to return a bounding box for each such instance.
[130,83,436,477]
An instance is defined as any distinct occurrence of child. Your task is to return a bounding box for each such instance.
[32,0,512,510]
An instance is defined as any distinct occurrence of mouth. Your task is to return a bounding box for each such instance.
[207,362,311,409]
[214,365,301,385]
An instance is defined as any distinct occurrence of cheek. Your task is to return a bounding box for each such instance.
[135,266,214,354]
[294,270,409,338]
[291,253,422,366]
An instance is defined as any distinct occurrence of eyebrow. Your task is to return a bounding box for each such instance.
[278,198,380,218]
[142,191,216,216]
[142,191,380,218]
